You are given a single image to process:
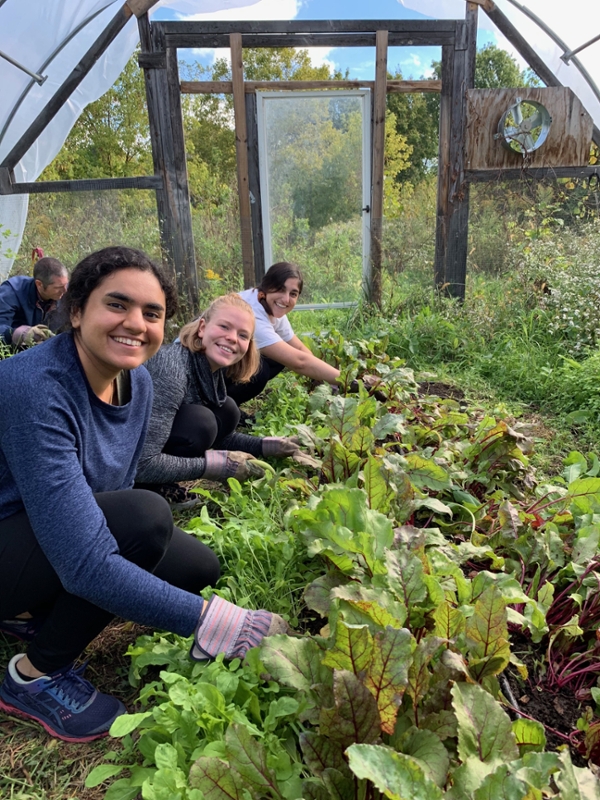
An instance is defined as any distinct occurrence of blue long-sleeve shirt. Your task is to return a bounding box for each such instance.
[0,332,204,635]
[0,275,48,344]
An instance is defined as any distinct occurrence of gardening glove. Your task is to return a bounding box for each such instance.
[261,436,301,458]
[190,595,292,661]
[202,449,265,481]
[12,324,55,347]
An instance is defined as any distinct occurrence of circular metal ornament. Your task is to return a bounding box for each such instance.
[495,97,552,156]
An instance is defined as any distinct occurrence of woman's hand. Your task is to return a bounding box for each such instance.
[203,450,266,481]
[262,436,301,458]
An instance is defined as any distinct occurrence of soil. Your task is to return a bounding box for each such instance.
[503,633,590,766]
[418,381,466,402]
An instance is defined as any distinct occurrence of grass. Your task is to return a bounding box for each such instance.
[3,219,600,794]
[0,623,147,800]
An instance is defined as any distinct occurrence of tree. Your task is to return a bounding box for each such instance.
[181,48,348,207]
[41,52,151,180]
[474,43,536,89]
[212,46,345,83]
[386,72,440,185]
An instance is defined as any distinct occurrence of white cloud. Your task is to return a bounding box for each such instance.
[172,0,302,65]
[304,47,336,73]
[174,0,300,21]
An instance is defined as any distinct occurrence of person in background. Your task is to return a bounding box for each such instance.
[229,262,382,411]
[0,253,69,347]
[227,262,342,407]
[0,247,287,743]
[135,293,301,508]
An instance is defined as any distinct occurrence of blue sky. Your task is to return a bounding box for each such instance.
[154,0,500,81]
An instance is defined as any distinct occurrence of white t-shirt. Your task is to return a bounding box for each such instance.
[239,288,295,350]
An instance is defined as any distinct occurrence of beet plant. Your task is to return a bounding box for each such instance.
[89,335,600,800]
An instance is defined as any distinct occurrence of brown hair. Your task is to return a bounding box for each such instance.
[256,261,303,315]
[179,293,259,383]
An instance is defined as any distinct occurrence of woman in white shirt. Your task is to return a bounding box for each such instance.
[229,262,341,406]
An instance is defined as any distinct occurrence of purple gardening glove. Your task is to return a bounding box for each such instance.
[12,324,54,347]
[261,436,301,458]
[202,450,265,481]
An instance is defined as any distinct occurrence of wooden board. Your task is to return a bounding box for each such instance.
[466,87,593,170]
[368,29,388,307]
[161,19,458,34]
[230,33,255,289]
[180,79,441,94]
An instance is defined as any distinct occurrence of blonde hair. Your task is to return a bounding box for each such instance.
[179,293,260,383]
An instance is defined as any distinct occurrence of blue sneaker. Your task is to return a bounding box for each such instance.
[0,616,45,642]
[0,654,125,742]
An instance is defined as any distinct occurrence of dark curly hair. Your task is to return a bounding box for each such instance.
[61,246,178,326]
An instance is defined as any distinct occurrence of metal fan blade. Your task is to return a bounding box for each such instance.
[524,111,543,131]
[513,102,524,125]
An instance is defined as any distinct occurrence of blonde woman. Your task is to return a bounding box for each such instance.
[136,293,300,506]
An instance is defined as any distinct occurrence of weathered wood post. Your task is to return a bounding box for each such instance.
[245,92,266,284]
[434,2,478,299]
[230,33,255,290]
[138,14,198,311]
[368,29,388,308]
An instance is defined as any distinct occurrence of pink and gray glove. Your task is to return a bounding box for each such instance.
[202,450,265,481]
[190,595,291,661]
[262,436,301,458]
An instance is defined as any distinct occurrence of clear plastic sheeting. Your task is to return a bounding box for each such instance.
[257,91,371,306]
[0,0,260,279]
[400,0,600,130]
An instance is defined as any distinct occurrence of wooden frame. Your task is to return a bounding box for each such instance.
[1,3,596,306]
[154,18,460,301]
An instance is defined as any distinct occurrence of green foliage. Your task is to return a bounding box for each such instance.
[41,52,151,181]
[91,333,600,798]
[474,44,537,89]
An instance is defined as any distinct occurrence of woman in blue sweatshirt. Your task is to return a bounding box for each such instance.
[0,247,286,743]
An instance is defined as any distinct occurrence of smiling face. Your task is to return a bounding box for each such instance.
[263,277,301,319]
[198,306,254,372]
[71,267,166,396]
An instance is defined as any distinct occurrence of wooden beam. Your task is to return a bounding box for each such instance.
[180,79,442,94]
[368,30,387,308]
[138,14,198,309]
[230,33,255,290]
[162,19,458,34]
[434,6,477,300]
[434,44,454,290]
[466,166,600,181]
[388,80,442,94]
[163,31,456,49]
[125,0,160,17]
[2,176,162,195]
[1,3,134,171]
[444,9,477,301]
[138,13,172,285]
[245,93,265,284]
[165,44,198,307]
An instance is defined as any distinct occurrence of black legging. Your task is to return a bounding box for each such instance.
[162,397,240,458]
[0,490,220,673]
[226,356,285,407]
